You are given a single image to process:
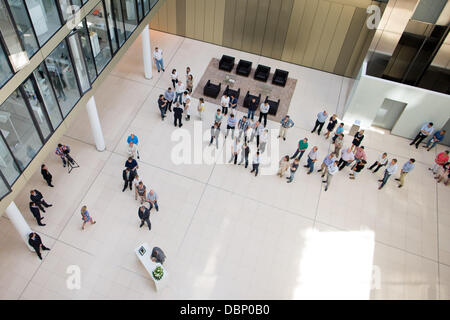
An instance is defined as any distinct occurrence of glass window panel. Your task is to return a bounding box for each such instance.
[0,44,13,87]
[122,0,138,38]
[22,78,52,139]
[86,2,112,72]
[143,0,149,15]
[112,0,125,46]
[0,1,29,71]
[104,0,118,53]
[33,63,63,129]
[25,0,62,46]
[0,89,43,171]
[6,0,39,58]
[0,174,11,199]
[82,0,88,4]
[67,33,90,93]
[150,0,157,9]
[0,137,20,185]
[75,20,97,83]
[137,0,143,22]
[45,41,80,117]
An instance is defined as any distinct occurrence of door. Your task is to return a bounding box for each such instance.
[372,98,407,131]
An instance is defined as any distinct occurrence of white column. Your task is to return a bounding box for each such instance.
[142,24,153,79]
[86,96,106,151]
[5,201,34,251]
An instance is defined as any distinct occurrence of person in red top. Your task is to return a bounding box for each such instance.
[430,150,449,174]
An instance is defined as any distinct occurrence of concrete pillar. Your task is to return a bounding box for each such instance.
[5,201,34,251]
[142,25,153,79]
[86,96,106,151]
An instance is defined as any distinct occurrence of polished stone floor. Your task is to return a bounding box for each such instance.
[0,30,449,299]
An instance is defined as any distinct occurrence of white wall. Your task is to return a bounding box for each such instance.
[343,74,450,139]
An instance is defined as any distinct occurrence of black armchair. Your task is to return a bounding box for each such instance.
[219,55,235,72]
[224,85,241,101]
[203,80,222,99]
[272,69,289,87]
[236,60,252,77]
[254,64,271,82]
[243,91,261,109]
[264,96,280,116]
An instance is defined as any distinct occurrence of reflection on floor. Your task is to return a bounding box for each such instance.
[0,30,449,300]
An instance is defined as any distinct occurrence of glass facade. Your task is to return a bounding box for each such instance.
[45,40,81,117]
[0,0,158,198]
[6,0,39,58]
[0,44,13,87]
[25,0,62,46]
[22,78,52,140]
[0,89,43,171]
[33,63,63,129]
[86,2,112,72]
[122,0,138,38]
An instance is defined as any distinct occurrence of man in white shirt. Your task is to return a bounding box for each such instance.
[259,129,269,153]
[250,151,261,176]
[228,137,240,165]
[259,101,270,127]
[221,93,230,115]
[175,81,185,104]
[323,160,338,192]
[153,47,164,72]
[410,122,434,149]
[249,121,264,147]
[378,159,398,190]
[127,141,138,160]
[368,152,388,173]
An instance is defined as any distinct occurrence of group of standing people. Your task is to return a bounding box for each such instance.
[122,133,160,231]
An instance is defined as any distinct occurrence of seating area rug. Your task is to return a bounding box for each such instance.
[192,58,298,123]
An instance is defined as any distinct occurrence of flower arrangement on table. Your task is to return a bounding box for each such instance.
[152,266,164,281]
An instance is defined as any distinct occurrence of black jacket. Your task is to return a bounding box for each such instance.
[248,101,258,111]
[173,106,183,117]
[138,207,150,220]
[151,247,166,264]
[41,169,52,180]
[29,204,41,218]
[123,169,135,181]
[30,190,44,203]
[28,233,42,250]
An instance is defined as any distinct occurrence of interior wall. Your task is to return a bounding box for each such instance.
[343,74,450,139]
[150,0,384,77]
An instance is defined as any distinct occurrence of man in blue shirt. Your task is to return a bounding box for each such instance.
[395,158,415,188]
[164,87,175,112]
[425,130,446,151]
[378,159,398,190]
[279,115,294,141]
[225,114,237,139]
[410,122,434,149]
[127,134,139,159]
[332,122,345,142]
[311,110,328,135]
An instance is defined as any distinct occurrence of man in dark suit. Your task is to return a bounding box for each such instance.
[40,164,54,187]
[122,168,135,192]
[30,202,46,226]
[138,205,151,230]
[28,232,50,260]
[30,189,52,213]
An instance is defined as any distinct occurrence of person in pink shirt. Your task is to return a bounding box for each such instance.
[430,151,449,174]
[351,146,367,169]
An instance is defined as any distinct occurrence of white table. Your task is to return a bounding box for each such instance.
[135,243,168,291]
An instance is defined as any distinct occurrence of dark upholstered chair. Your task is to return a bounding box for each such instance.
[219,55,235,72]
[236,60,252,77]
[203,80,221,99]
[264,96,280,116]
[254,64,271,82]
[272,69,289,87]
[243,91,261,109]
[224,85,241,101]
